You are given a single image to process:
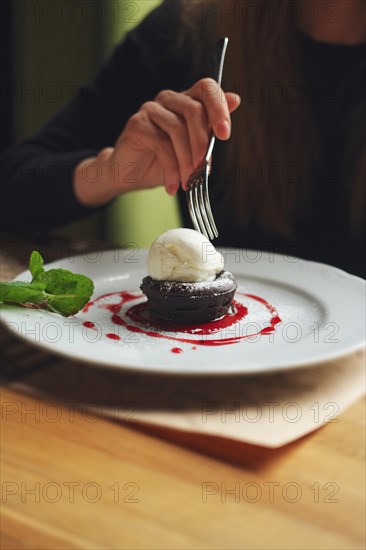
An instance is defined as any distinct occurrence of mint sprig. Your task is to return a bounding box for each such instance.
[0,250,94,316]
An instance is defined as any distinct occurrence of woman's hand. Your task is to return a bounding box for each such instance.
[74,78,241,206]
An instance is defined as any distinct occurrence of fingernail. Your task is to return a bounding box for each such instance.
[217,119,231,139]
[168,183,177,195]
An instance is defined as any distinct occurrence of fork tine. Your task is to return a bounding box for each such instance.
[203,165,219,238]
[193,183,209,237]
[186,168,217,240]
[186,186,201,234]
[197,181,214,240]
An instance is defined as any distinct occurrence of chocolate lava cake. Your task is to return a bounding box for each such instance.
[140,270,237,324]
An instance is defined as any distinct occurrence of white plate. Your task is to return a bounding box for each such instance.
[1,249,365,375]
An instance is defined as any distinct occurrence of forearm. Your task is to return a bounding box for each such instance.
[0,145,103,231]
[1,1,207,230]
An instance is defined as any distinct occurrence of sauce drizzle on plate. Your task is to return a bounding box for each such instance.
[83,291,282,347]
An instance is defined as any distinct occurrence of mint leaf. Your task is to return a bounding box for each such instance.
[44,269,94,316]
[0,251,94,316]
[29,250,45,283]
[0,281,46,305]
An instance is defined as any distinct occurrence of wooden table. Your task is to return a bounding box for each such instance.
[1,236,365,549]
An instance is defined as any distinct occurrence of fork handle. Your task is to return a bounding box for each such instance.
[205,37,229,162]
[215,37,229,88]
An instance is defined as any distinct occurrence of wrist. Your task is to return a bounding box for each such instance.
[73,148,117,207]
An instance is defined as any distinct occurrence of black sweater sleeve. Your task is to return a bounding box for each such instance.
[0,1,198,232]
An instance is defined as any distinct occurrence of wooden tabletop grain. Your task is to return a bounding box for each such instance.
[1,386,365,549]
[1,235,365,549]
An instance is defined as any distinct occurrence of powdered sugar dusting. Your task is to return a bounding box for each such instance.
[142,271,236,297]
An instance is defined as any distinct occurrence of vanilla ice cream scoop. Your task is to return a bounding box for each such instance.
[147,228,224,283]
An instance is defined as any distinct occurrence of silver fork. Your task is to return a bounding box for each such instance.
[186,37,229,240]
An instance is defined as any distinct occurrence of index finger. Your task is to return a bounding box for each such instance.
[184,78,232,141]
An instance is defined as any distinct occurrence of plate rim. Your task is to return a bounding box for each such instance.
[1,248,365,376]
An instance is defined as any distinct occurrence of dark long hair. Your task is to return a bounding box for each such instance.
[177,0,365,237]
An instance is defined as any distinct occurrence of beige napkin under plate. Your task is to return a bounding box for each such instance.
[3,327,365,448]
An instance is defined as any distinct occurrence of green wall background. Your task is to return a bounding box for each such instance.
[103,0,181,248]
[13,0,180,247]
